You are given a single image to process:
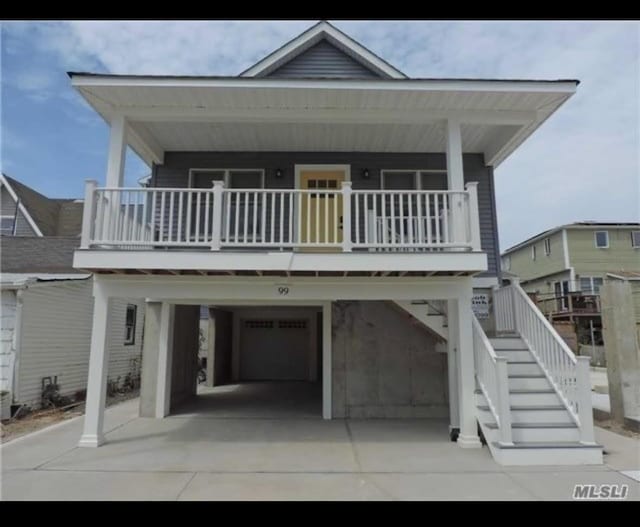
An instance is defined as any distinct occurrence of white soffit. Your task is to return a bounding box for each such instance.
[72,77,576,167]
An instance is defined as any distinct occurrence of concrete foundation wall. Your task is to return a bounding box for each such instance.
[332,301,448,418]
[209,308,233,386]
[170,305,200,410]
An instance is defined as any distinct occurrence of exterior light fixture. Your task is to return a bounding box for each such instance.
[362,168,370,179]
[275,168,283,178]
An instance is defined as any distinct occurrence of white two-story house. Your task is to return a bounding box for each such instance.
[71,21,601,465]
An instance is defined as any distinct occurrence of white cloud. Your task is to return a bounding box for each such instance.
[4,20,638,250]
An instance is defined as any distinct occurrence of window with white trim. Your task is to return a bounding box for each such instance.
[543,237,551,256]
[1,216,15,235]
[125,304,137,345]
[503,255,511,271]
[579,276,603,294]
[380,170,448,190]
[531,245,537,260]
[594,231,609,249]
[631,231,640,248]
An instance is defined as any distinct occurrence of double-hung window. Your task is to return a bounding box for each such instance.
[1,216,15,235]
[125,304,137,345]
[594,231,609,249]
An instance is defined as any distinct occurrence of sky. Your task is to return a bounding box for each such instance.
[1,20,639,250]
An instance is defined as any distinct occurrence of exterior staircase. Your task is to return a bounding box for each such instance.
[475,333,603,465]
[392,300,448,342]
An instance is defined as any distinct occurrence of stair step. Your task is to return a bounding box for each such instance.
[492,441,601,450]
[495,350,533,361]
[485,422,577,429]
[479,404,566,412]
[490,338,528,350]
[507,362,543,376]
[508,375,551,390]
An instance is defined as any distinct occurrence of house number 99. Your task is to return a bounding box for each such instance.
[278,287,290,296]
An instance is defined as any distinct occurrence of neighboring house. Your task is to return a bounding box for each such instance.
[70,21,601,465]
[0,174,145,414]
[501,222,640,347]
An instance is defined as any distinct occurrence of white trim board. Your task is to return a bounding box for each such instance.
[0,174,44,236]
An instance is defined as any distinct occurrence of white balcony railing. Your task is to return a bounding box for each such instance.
[81,180,482,253]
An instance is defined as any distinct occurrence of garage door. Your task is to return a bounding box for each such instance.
[239,318,309,380]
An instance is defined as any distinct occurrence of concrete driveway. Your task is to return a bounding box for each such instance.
[1,392,639,500]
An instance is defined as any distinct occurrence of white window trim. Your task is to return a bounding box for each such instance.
[188,168,266,189]
[631,231,640,249]
[124,304,137,346]
[531,245,537,261]
[0,215,16,235]
[594,230,609,249]
[380,169,447,190]
[543,237,551,256]
[503,255,511,271]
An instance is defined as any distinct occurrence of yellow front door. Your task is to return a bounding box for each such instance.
[299,170,346,251]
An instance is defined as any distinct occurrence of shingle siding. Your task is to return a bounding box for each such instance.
[265,40,381,79]
[153,151,501,276]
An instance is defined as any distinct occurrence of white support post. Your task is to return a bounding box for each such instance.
[80,179,98,249]
[211,180,225,251]
[465,182,481,251]
[155,303,175,418]
[106,114,127,188]
[455,285,482,448]
[495,356,514,445]
[78,282,112,447]
[447,299,460,435]
[576,356,596,444]
[322,302,332,419]
[341,181,352,252]
[445,119,467,248]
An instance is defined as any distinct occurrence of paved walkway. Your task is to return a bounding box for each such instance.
[1,394,638,500]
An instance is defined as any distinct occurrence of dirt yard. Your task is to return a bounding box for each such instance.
[596,419,640,440]
[0,389,139,444]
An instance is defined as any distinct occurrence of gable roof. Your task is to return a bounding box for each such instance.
[0,174,83,237]
[240,21,406,79]
[502,221,640,256]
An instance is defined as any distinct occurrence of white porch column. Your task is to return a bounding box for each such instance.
[78,281,113,447]
[454,282,482,448]
[155,302,175,418]
[445,119,468,247]
[446,299,460,436]
[322,302,332,419]
[106,114,127,188]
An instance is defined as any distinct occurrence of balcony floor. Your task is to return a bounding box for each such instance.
[73,248,488,277]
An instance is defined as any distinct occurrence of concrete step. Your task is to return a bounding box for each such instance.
[484,422,581,442]
[490,338,528,350]
[495,350,533,361]
[508,374,552,391]
[478,404,571,423]
[507,361,543,376]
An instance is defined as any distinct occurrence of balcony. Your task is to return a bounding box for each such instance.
[533,292,601,320]
[76,181,487,276]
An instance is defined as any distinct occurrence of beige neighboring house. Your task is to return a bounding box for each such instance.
[0,174,145,417]
[501,222,640,349]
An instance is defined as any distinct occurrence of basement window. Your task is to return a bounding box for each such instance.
[125,304,137,345]
[594,231,609,249]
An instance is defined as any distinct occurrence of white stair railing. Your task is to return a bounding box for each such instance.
[472,315,513,445]
[493,283,595,444]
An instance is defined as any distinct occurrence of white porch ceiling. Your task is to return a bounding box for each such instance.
[72,76,577,167]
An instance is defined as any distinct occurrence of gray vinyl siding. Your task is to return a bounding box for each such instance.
[152,152,501,276]
[13,279,145,408]
[265,40,381,79]
[0,186,38,236]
